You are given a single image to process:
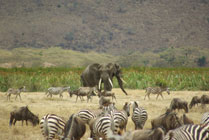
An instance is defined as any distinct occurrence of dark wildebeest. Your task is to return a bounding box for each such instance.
[62,114,86,140]
[151,111,182,134]
[189,96,201,109]
[107,127,164,140]
[180,114,194,125]
[9,106,39,126]
[169,98,189,113]
[200,94,209,107]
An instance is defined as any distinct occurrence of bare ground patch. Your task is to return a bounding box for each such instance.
[0,89,208,140]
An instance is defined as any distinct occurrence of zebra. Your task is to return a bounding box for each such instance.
[201,112,209,125]
[144,86,170,100]
[163,124,209,140]
[89,112,120,140]
[110,102,131,135]
[76,109,98,125]
[45,87,70,98]
[40,114,66,140]
[131,101,148,130]
[7,86,26,100]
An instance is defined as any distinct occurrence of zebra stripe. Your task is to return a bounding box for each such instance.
[77,109,98,124]
[92,114,119,140]
[132,102,148,130]
[40,114,66,140]
[201,112,209,125]
[164,124,209,140]
[144,87,170,100]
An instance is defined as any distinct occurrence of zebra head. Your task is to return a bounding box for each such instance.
[132,101,139,111]
[123,102,131,117]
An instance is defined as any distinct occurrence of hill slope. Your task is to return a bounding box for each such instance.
[0,0,209,67]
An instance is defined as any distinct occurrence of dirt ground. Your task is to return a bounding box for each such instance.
[0,89,208,140]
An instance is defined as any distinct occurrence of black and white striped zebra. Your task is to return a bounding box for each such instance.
[164,124,209,140]
[131,101,148,130]
[40,114,66,140]
[7,86,26,100]
[144,87,170,100]
[89,112,120,140]
[76,109,98,125]
[111,102,131,135]
[201,112,209,125]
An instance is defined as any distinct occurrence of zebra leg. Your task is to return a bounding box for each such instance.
[160,93,164,99]
[15,95,18,100]
[19,94,22,100]
[144,94,147,100]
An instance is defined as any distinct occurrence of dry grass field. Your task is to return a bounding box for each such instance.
[0,88,208,140]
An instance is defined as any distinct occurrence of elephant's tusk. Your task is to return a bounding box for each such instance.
[108,78,113,88]
[98,78,102,90]
[121,78,127,84]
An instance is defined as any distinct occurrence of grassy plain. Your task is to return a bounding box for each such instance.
[0,88,208,140]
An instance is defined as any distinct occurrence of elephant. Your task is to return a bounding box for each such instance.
[81,63,128,95]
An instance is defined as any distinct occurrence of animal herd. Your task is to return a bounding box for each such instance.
[4,63,209,140]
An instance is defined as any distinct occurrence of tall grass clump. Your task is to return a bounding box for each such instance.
[0,67,208,91]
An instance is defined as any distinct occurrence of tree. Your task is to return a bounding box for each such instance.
[197,56,206,67]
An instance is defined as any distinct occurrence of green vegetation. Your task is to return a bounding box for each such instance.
[0,67,208,92]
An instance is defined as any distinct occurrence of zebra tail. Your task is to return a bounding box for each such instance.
[43,116,49,136]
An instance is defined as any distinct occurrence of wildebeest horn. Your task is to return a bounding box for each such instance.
[98,78,102,90]
[108,78,113,88]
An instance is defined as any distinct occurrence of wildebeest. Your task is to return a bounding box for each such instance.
[9,106,39,126]
[169,98,189,113]
[151,111,182,133]
[200,94,209,107]
[62,114,86,140]
[69,87,97,102]
[144,87,170,100]
[46,86,70,98]
[107,127,164,140]
[99,96,113,109]
[98,91,117,101]
[180,114,194,125]
[189,96,201,109]
[7,86,26,100]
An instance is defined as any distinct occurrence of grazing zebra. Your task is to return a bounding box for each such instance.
[111,102,131,135]
[131,101,148,130]
[144,87,170,100]
[7,86,26,100]
[201,112,209,125]
[89,113,120,140]
[45,87,70,98]
[163,124,209,140]
[40,114,66,140]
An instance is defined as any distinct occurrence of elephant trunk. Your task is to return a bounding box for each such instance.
[117,77,128,95]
